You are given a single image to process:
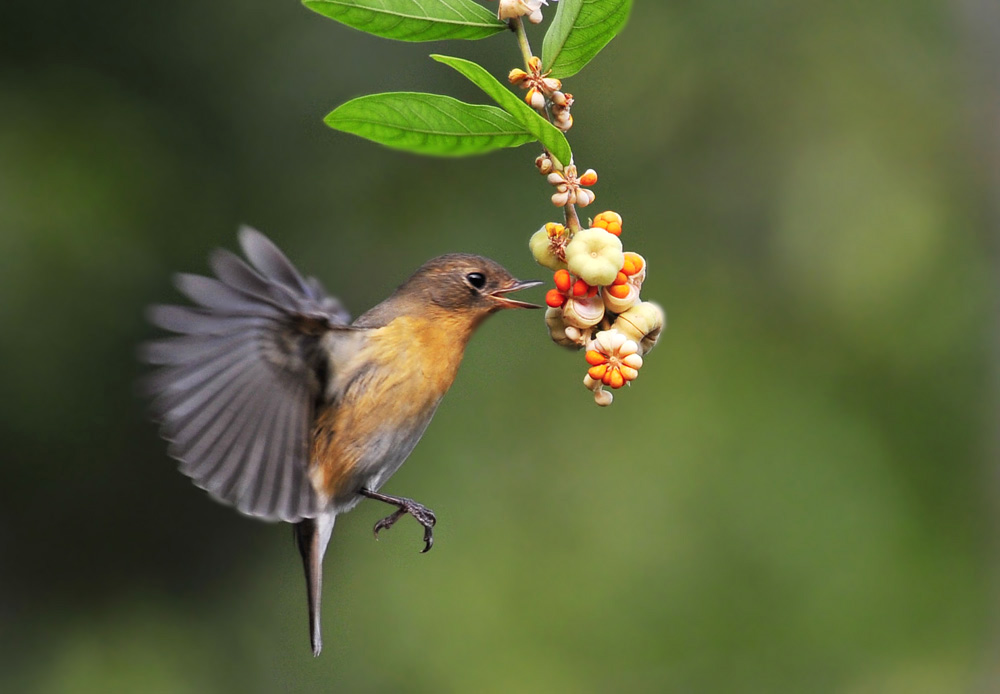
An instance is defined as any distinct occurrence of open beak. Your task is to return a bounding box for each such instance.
[489,279,544,309]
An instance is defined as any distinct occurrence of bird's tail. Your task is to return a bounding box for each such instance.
[294,512,336,656]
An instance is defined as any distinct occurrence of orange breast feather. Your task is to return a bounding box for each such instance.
[309,314,473,503]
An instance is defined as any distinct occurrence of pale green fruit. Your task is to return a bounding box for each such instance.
[565,228,624,286]
[529,228,567,270]
[613,302,665,355]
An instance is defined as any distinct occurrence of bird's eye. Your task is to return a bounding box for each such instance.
[466,272,487,290]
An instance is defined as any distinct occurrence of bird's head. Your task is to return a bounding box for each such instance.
[398,253,542,318]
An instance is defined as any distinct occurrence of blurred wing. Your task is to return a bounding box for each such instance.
[142,227,354,523]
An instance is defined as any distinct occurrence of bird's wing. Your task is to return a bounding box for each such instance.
[141,226,357,523]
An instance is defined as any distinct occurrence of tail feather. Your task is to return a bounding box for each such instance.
[294,513,336,656]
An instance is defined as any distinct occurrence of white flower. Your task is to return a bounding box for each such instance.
[496,0,558,24]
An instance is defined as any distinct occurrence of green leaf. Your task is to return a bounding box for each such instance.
[302,0,506,42]
[324,92,537,156]
[430,54,572,165]
[542,0,632,78]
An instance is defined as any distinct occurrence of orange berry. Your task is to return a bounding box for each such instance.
[588,364,608,381]
[553,269,572,292]
[608,284,631,299]
[585,350,607,366]
[587,284,598,297]
[622,252,644,276]
[572,279,590,297]
[579,169,598,186]
[594,211,623,236]
[545,289,565,308]
[613,272,628,286]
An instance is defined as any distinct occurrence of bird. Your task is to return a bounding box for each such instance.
[141,226,541,656]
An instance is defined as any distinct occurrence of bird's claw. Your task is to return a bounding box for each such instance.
[370,498,437,553]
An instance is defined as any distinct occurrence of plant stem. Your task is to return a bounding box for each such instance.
[511,15,579,232]
[511,17,534,69]
[565,202,582,233]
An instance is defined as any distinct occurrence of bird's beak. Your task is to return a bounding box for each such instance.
[489,279,544,309]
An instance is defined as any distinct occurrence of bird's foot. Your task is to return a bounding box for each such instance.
[360,489,437,553]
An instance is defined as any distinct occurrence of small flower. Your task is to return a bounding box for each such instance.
[529,222,569,270]
[496,0,558,23]
[592,210,622,236]
[584,330,643,389]
[509,56,562,111]
[565,227,624,286]
[613,301,665,355]
[548,164,597,208]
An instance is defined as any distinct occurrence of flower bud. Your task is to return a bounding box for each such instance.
[593,388,614,407]
[551,190,570,207]
[554,114,573,131]
[508,68,528,85]
[575,189,595,207]
[613,302,665,355]
[565,228,624,286]
[535,153,553,175]
[526,88,546,110]
[579,169,598,187]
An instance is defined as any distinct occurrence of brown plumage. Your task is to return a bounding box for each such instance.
[142,227,540,655]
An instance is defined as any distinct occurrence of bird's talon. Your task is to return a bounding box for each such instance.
[420,527,434,553]
[361,489,438,552]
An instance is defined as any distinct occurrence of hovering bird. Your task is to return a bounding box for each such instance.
[142,227,541,655]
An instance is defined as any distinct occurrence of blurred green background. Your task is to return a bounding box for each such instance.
[2,1,998,692]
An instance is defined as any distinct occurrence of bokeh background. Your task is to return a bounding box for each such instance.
[2,1,999,691]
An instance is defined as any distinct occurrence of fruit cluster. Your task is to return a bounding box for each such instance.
[530,209,664,406]
[501,33,665,407]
